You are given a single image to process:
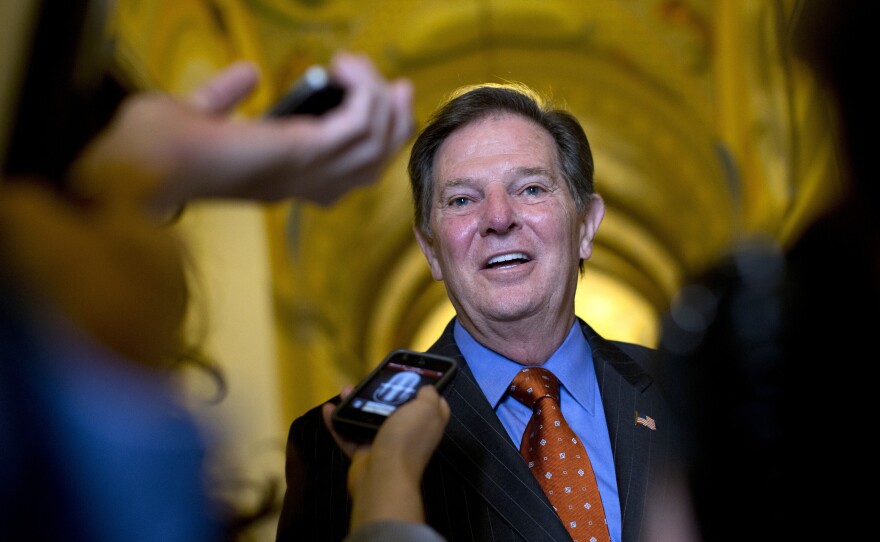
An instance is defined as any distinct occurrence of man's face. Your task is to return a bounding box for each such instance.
[415,113,604,329]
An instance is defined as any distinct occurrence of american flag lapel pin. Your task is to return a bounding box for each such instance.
[635,410,657,431]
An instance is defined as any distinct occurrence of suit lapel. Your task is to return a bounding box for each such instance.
[428,320,572,541]
[424,318,664,542]
[580,319,660,541]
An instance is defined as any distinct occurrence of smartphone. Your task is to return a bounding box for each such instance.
[331,349,458,443]
[265,65,345,117]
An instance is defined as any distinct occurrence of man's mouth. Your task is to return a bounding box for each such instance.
[486,252,531,269]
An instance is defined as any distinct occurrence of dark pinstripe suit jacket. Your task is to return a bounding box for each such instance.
[276,318,673,542]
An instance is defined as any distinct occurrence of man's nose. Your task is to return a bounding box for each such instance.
[480,188,518,235]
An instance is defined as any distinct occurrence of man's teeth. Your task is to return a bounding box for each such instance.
[488,253,529,267]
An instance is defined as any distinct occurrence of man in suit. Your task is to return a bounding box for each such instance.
[277,83,672,542]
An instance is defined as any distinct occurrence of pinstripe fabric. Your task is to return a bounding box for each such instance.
[276,318,673,542]
[277,399,353,542]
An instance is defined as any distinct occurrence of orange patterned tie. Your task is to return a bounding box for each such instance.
[509,367,610,542]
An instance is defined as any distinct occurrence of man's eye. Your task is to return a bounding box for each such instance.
[523,185,544,196]
[450,196,470,207]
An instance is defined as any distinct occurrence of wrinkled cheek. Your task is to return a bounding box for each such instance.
[435,218,478,260]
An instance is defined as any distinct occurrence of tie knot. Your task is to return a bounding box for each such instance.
[509,367,560,408]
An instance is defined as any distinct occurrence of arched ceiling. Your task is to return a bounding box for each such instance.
[108,0,840,408]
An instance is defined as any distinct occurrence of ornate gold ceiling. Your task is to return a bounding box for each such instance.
[108,0,840,419]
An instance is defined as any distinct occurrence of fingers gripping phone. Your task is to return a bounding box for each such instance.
[331,350,458,443]
[265,65,345,117]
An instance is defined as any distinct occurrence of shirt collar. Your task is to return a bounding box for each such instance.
[455,319,598,414]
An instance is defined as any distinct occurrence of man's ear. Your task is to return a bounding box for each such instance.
[578,193,605,260]
[414,226,444,281]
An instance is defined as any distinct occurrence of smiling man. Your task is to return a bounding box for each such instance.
[277,83,673,542]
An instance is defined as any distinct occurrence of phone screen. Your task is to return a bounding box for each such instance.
[347,361,446,416]
[332,350,457,442]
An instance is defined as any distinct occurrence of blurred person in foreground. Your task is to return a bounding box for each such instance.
[644,1,877,541]
[0,5,449,540]
[278,81,673,542]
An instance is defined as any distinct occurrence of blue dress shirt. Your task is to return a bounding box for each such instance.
[454,319,622,542]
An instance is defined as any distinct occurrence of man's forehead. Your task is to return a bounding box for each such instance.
[443,112,548,144]
[434,116,556,172]
[437,166,555,188]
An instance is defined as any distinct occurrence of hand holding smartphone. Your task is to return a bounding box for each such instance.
[331,350,458,444]
[266,65,345,118]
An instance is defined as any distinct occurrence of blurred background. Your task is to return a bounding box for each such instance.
[2,1,840,540]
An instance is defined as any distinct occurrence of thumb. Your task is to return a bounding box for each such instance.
[187,60,260,114]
